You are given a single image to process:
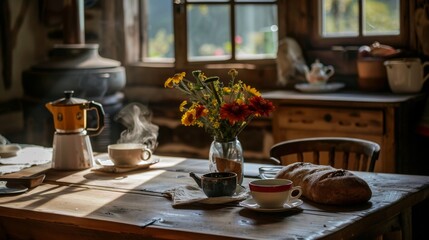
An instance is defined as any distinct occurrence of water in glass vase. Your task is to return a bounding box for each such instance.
[209,138,244,185]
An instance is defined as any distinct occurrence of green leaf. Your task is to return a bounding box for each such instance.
[192,70,202,79]
[193,85,204,90]
[204,76,219,83]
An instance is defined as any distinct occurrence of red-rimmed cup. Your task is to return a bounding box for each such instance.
[249,179,302,208]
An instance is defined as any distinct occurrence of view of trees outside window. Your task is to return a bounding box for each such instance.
[363,0,399,35]
[322,0,400,37]
[187,4,232,61]
[142,0,277,62]
[142,0,399,61]
[142,0,174,61]
[235,5,277,60]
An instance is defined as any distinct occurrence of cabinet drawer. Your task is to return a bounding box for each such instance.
[275,106,384,134]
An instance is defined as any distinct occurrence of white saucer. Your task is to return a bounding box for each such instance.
[239,198,303,212]
[95,153,159,168]
[295,82,345,93]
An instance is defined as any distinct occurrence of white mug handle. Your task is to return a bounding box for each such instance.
[141,148,152,161]
[289,186,302,200]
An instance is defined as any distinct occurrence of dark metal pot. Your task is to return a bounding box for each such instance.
[22,44,126,99]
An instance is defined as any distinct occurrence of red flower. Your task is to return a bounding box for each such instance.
[248,96,275,117]
[220,102,251,124]
[195,105,208,119]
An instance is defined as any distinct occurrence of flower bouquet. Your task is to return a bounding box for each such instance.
[165,69,275,183]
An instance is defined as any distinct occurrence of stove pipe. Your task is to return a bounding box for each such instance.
[63,0,85,44]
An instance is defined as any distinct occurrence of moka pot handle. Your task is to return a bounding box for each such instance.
[85,101,105,136]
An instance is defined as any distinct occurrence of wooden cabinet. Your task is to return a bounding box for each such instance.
[263,90,426,173]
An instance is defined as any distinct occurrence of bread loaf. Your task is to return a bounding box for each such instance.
[275,162,372,205]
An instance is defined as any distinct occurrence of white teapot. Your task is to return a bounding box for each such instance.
[304,59,335,84]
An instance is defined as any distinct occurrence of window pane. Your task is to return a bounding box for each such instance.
[143,0,174,61]
[363,0,400,36]
[187,0,227,2]
[235,0,276,2]
[236,4,277,59]
[321,0,359,37]
[187,4,231,61]
[187,0,275,2]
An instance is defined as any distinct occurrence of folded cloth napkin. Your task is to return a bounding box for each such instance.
[164,184,249,206]
[0,146,52,175]
[0,165,28,175]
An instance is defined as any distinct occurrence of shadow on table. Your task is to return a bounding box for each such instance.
[302,198,374,212]
[237,207,303,225]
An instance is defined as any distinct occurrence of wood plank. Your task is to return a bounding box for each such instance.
[0,174,45,188]
[1,163,50,178]
[0,163,50,188]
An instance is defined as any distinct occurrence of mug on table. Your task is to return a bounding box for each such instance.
[107,143,152,167]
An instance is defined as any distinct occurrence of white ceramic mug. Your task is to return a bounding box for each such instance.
[384,58,429,93]
[108,143,152,167]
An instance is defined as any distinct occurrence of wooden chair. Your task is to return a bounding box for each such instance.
[270,137,400,240]
[270,137,381,172]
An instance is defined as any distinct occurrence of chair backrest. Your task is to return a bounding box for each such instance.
[270,137,381,172]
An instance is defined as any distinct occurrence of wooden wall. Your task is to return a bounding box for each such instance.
[1,0,428,163]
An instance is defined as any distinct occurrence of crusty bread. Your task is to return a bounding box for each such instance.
[275,162,372,205]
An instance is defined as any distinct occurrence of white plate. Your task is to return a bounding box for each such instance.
[0,181,28,195]
[239,198,303,212]
[295,82,345,93]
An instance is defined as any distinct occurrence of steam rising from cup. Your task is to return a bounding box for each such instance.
[0,134,11,145]
[114,103,159,151]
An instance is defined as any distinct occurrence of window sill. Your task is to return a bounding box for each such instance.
[125,62,278,89]
[127,60,276,70]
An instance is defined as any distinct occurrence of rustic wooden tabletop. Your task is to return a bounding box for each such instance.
[0,155,428,240]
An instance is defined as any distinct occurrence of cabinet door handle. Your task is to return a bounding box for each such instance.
[339,120,351,126]
[302,119,314,124]
[355,122,369,128]
[323,114,332,122]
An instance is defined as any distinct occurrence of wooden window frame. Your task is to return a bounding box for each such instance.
[139,0,286,68]
[122,0,287,90]
[309,0,410,49]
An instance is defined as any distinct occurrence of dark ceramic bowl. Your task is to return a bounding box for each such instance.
[201,172,237,197]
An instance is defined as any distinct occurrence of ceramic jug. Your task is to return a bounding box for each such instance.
[384,58,429,93]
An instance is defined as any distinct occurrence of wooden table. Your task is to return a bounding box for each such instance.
[1,155,428,240]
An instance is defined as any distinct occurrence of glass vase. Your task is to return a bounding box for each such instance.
[209,137,244,185]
